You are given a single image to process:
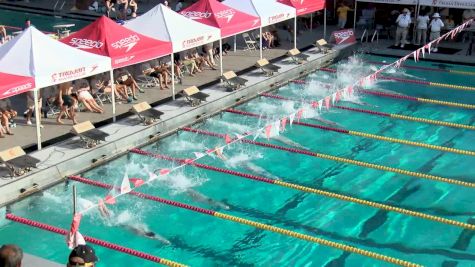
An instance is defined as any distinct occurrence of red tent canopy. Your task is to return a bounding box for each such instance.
[278,0,325,16]
[180,0,261,38]
[0,72,35,100]
[61,16,172,68]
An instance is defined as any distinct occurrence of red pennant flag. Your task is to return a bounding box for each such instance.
[159,169,170,175]
[336,91,341,102]
[324,96,331,110]
[348,85,353,95]
[129,178,145,187]
[184,159,194,164]
[311,101,318,108]
[66,213,83,249]
[281,117,287,131]
[297,109,304,122]
[104,195,116,205]
[265,125,272,139]
[225,134,232,144]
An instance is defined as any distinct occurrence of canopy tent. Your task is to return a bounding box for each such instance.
[224,0,296,57]
[278,0,325,16]
[419,0,475,9]
[61,16,172,68]
[180,0,261,38]
[353,0,418,31]
[125,4,221,53]
[0,72,34,100]
[0,27,111,150]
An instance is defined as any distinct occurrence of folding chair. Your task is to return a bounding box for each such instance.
[71,121,109,148]
[255,59,281,76]
[0,146,40,177]
[314,39,334,53]
[136,68,160,88]
[182,86,209,107]
[93,86,113,106]
[130,102,164,125]
[221,71,248,91]
[242,33,257,51]
[287,48,310,64]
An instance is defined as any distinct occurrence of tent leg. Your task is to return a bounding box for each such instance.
[171,54,175,101]
[353,1,358,30]
[324,9,327,39]
[233,35,236,52]
[34,89,42,150]
[109,70,116,122]
[294,16,297,49]
[219,39,223,77]
[259,27,263,59]
[310,13,313,31]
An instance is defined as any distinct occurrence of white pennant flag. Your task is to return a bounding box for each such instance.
[120,172,132,194]
[318,100,323,112]
[194,152,206,158]
[289,113,296,125]
[421,47,425,58]
[148,171,159,182]
[253,128,261,141]
[273,120,280,135]
[235,133,244,140]
[331,93,336,105]
[427,43,432,54]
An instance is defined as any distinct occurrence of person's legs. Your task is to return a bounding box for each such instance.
[86,99,103,113]
[80,99,94,112]
[401,28,408,47]
[1,114,12,135]
[416,29,422,45]
[206,49,216,66]
[422,29,427,45]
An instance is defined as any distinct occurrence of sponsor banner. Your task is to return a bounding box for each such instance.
[268,12,293,25]
[181,35,214,50]
[331,29,356,45]
[419,0,475,8]
[69,38,104,49]
[2,82,33,98]
[180,11,212,19]
[357,0,417,4]
[114,56,136,66]
[111,35,140,53]
[50,65,98,83]
[215,9,236,23]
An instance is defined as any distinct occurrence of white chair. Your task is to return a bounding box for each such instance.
[242,33,257,51]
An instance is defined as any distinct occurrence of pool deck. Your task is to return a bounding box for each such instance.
[23,253,63,267]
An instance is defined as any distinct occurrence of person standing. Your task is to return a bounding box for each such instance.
[0,244,23,267]
[395,8,411,48]
[25,90,42,126]
[175,0,184,12]
[67,245,98,267]
[415,11,430,45]
[429,13,444,53]
[336,2,353,29]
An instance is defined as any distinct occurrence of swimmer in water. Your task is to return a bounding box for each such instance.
[309,116,343,128]
[272,135,309,151]
[215,146,227,161]
[186,189,230,210]
[120,224,171,245]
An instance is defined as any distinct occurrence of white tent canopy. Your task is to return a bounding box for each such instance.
[223,0,296,27]
[419,0,475,9]
[356,0,417,4]
[125,4,221,52]
[0,27,111,89]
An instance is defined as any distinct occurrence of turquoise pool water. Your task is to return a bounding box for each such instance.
[0,9,89,33]
[1,55,475,266]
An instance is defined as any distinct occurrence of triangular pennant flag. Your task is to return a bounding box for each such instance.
[427,43,432,54]
[225,134,232,144]
[184,159,194,164]
[325,96,331,110]
[235,133,244,140]
[66,213,83,249]
[159,169,170,176]
[104,195,116,205]
[336,91,341,102]
[120,173,132,194]
[421,47,425,58]
[281,117,287,131]
[129,178,145,187]
[265,125,272,139]
[311,101,318,109]
[148,171,158,182]
[348,85,353,96]
[289,113,295,125]
[273,120,280,135]
[67,230,86,249]
[194,152,206,158]
[318,99,323,112]
[296,109,304,122]
[331,93,336,105]
[395,59,402,68]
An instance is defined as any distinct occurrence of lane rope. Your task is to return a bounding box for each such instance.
[320,68,475,92]
[225,108,475,157]
[130,148,475,231]
[182,127,475,188]
[366,60,475,76]
[68,175,421,267]
[5,214,186,267]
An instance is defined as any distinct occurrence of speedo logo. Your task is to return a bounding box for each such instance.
[111,35,140,53]
[215,9,235,23]
[69,38,104,49]
[4,83,32,96]
[334,30,354,39]
[181,11,212,19]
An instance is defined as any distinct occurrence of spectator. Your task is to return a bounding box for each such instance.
[429,13,444,53]
[25,90,43,126]
[336,2,353,29]
[67,244,98,267]
[103,0,115,17]
[128,0,138,18]
[462,9,475,22]
[23,19,31,30]
[74,79,104,113]
[0,244,23,267]
[0,25,6,44]
[444,15,455,30]
[117,0,128,20]
[163,1,170,9]
[0,98,16,136]
[175,0,184,12]
[415,11,430,45]
[395,8,411,48]
[202,42,216,67]
[57,81,78,125]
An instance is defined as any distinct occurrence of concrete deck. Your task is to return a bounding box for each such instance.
[23,253,63,267]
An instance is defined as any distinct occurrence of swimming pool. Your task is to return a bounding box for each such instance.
[0,9,89,33]
[1,54,475,266]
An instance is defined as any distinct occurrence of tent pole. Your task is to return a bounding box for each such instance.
[34,88,42,150]
[109,70,116,122]
[310,13,313,31]
[294,16,297,49]
[259,27,263,59]
[171,53,175,100]
[233,35,236,52]
[219,39,223,77]
[324,9,327,39]
[353,1,358,30]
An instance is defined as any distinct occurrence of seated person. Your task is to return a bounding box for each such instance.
[128,0,138,18]
[0,25,7,44]
[114,69,138,100]
[117,0,128,19]
[0,98,16,136]
[25,90,42,126]
[181,53,201,77]
[190,51,216,70]
[262,31,275,48]
[57,82,78,125]
[150,60,171,89]
[74,79,104,113]
[91,74,130,103]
